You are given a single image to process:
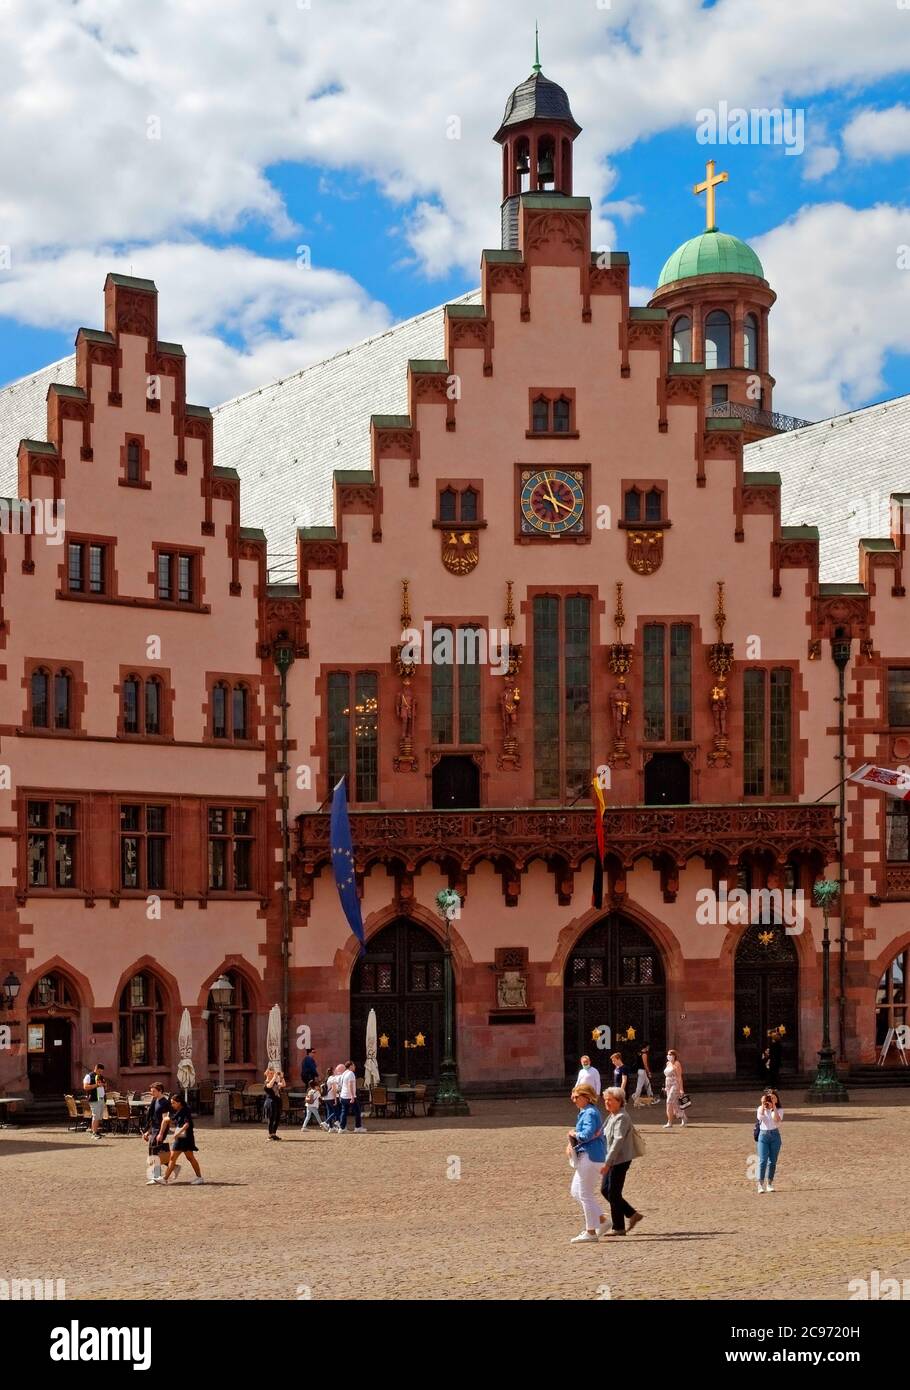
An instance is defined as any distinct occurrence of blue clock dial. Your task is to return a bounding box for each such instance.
[520,469,585,536]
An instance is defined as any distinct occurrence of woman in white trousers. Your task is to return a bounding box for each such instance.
[663,1049,687,1128]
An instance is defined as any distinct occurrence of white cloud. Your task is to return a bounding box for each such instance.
[802,144,840,181]
[752,202,910,420]
[843,104,910,162]
[0,243,391,403]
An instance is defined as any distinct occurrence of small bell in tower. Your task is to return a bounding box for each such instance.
[514,149,530,177]
[537,146,555,185]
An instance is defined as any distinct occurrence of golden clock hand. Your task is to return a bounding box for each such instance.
[543,479,572,513]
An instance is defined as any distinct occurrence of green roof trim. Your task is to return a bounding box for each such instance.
[819,582,866,595]
[239,526,267,542]
[48,383,87,399]
[76,328,115,344]
[656,230,764,288]
[782,525,819,540]
[106,273,157,292]
[267,582,300,599]
[743,472,782,487]
[19,438,56,454]
[334,470,375,485]
[445,303,486,318]
[298,525,337,541]
[408,359,448,374]
[213,465,240,481]
[157,340,186,357]
[521,194,591,211]
[706,417,742,432]
[668,362,705,376]
[858,538,896,551]
[591,251,629,266]
[371,413,411,429]
[185,404,212,418]
[630,306,667,321]
[483,249,523,264]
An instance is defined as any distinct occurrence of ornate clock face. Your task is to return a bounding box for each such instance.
[520,469,585,537]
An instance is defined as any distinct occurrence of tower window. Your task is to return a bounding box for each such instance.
[672,315,692,364]
[711,384,728,406]
[743,313,759,370]
[705,310,731,370]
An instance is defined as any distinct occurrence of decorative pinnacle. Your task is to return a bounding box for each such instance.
[532,21,541,75]
[714,580,726,641]
[614,581,625,641]
[400,578,411,630]
[505,579,515,630]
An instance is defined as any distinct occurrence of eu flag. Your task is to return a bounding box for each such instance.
[330,777,365,954]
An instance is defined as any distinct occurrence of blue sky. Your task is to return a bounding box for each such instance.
[1,0,909,421]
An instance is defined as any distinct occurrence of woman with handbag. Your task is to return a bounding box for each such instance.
[663,1048,688,1128]
[566,1084,607,1243]
[755,1089,784,1193]
[599,1087,644,1236]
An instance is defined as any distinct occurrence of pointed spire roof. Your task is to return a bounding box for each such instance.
[494,64,581,142]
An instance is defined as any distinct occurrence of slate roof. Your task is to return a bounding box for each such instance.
[745,392,910,583]
[495,71,581,139]
[0,294,908,585]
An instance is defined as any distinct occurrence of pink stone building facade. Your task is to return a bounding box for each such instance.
[3,67,910,1101]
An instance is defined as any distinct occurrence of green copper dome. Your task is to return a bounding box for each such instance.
[657,230,764,288]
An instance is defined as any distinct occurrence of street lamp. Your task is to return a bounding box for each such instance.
[2,973,20,1011]
[211,972,234,1127]
[428,889,470,1116]
[273,633,296,1074]
[806,880,848,1102]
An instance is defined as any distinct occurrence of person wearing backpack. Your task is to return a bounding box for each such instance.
[82,1062,107,1140]
[599,1086,644,1236]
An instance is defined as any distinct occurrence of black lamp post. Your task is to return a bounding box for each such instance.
[211,972,234,1126]
[806,880,849,1102]
[428,890,470,1116]
[2,973,20,1011]
[273,633,296,1074]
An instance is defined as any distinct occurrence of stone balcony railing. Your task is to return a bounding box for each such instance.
[295,802,837,875]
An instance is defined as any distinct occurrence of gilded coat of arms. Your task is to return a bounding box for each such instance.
[626,529,663,575]
[442,529,479,575]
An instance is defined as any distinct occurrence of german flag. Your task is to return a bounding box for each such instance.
[591,773,606,909]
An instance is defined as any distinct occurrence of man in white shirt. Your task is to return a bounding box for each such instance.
[575,1054,601,1099]
[337,1062,366,1133]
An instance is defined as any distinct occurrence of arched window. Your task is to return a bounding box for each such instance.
[553,397,571,433]
[144,678,161,736]
[645,488,663,523]
[743,313,759,370]
[54,671,71,730]
[705,310,731,370]
[28,971,76,1010]
[671,315,692,364]
[127,439,141,483]
[876,949,907,1049]
[122,676,140,734]
[232,685,248,740]
[532,396,550,433]
[119,971,167,1068]
[212,682,228,739]
[537,135,556,189]
[439,488,457,523]
[31,669,50,728]
[515,137,531,193]
[460,487,478,523]
[623,489,641,523]
[206,970,253,1065]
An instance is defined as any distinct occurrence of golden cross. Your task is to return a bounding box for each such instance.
[693,159,728,231]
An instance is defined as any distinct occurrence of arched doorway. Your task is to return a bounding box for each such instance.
[563,914,666,1077]
[350,920,446,1082]
[27,971,79,1095]
[734,922,799,1077]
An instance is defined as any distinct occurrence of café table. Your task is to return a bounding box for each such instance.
[0,1097,19,1129]
[388,1086,417,1118]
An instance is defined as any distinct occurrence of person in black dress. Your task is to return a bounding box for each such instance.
[158,1095,204,1184]
[263,1065,286,1140]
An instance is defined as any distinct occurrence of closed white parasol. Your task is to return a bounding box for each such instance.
[266,1004,282,1068]
[364,1008,380,1089]
[177,1008,196,1100]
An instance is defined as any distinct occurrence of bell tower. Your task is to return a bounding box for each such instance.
[493,34,582,250]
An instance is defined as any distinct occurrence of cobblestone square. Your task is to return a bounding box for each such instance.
[4,1088,908,1302]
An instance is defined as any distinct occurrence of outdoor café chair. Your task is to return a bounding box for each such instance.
[412,1084,428,1116]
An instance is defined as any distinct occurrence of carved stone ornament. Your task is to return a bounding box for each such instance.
[626,529,663,575]
[441,528,479,576]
